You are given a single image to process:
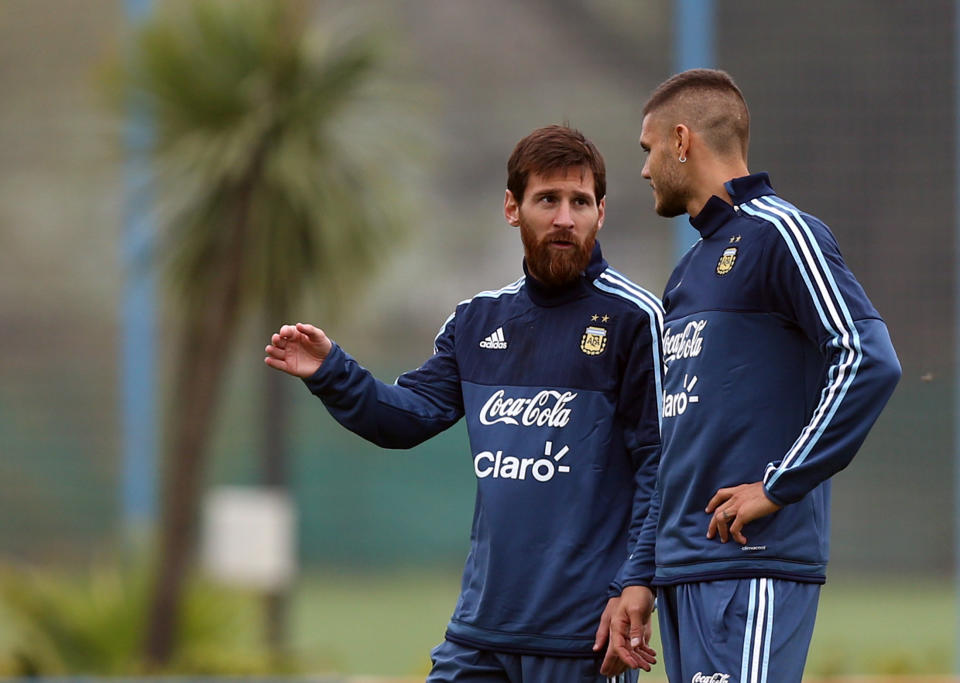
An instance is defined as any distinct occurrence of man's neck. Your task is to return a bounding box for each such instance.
[686,161,750,218]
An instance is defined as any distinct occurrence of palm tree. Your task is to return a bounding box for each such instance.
[116,0,425,666]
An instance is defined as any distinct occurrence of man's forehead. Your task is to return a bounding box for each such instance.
[528,166,593,188]
[639,112,661,138]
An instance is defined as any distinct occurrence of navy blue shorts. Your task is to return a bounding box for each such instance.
[657,578,820,683]
[426,639,638,683]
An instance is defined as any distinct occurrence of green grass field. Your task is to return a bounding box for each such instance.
[287,570,956,679]
[0,566,952,679]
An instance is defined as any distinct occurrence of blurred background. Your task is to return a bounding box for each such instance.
[0,0,953,679]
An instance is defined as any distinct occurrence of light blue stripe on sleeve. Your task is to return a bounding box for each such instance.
[739,199,862,485]
[592,272,665,426]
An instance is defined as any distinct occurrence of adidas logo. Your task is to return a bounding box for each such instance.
[479,327,508,350]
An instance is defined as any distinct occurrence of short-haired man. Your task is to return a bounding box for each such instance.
[607,70,901,683]
[266,125,662,682]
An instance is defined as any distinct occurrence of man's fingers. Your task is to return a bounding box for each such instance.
[593,610,611,651]
[628,637,657,667]
[630,619,652,649]
[730,518,748,544]
[632,640,658,665]
[708,506,736,542]
[634,643,658,666]
[265,342,286,359]
[622,621,650,670]
[717,511,730,542]
[264,356,287,372]
[602,629,636,673]
[705,487,732,513]
[599,649,628,676]
[296,322,325,341]
[611,645,643,672]
[628,617,643,645]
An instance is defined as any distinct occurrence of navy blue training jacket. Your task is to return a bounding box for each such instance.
[303,243,663,656]
[627,173,901,587]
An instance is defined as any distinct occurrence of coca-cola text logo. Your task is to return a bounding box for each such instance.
[479,390,576,427]
[691,673,730,683]
[664,319,707,362]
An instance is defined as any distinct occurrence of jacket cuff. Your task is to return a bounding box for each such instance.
[302,343,346,395]
[762,483,787,507]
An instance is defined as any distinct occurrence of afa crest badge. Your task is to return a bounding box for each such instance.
[716,246,738,276]
[580,326,607,356]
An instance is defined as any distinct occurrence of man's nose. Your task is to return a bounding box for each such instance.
[553,200,575,228]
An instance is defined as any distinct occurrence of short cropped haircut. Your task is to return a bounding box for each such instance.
[643,69,750,159]
[507,125,606,203]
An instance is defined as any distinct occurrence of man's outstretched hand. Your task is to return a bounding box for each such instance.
[264,322,332,378]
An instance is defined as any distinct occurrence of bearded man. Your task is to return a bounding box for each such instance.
[265,125,663,682]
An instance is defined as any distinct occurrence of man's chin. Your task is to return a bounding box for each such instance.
[656,203,686,218]
[536,253,589,287]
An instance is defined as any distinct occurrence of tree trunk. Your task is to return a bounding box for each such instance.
[143,160,263,666]
[143,278,242,666]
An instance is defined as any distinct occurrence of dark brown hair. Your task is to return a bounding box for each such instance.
[507,125,606,203]
[643,69,750,159]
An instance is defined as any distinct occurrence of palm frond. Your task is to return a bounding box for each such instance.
[116,0,428,318]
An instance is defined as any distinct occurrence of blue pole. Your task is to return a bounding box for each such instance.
[121,0,156,535]
[954,1,960,672]
[672,0,715,261]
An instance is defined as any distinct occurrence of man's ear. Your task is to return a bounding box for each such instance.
[597,196,606,230]
[504,189,521,227]
[675,124,691,161]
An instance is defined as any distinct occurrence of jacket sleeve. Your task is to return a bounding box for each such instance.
[608,307,664,594]
[302,310,465,449]
[617,476,659,589]
[754,201,901,505]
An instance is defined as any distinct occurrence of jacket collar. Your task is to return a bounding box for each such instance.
[523,241,607,307]
[689,172,775,238]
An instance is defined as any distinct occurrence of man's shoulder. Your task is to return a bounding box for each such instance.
[457,276,527,311]
[444,277,528,329]
[589,266,664,321]
[735,193,836,244]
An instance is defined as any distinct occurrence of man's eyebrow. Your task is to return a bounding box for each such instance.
[532,187,560,197]
[532,187,593,201]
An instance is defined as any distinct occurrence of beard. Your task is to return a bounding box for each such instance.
[651,163,690,218]
[520,217,597,288]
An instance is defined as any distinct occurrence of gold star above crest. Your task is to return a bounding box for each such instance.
[601,314,610,323]
[729,235,742,243]
[591,314,599,322]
